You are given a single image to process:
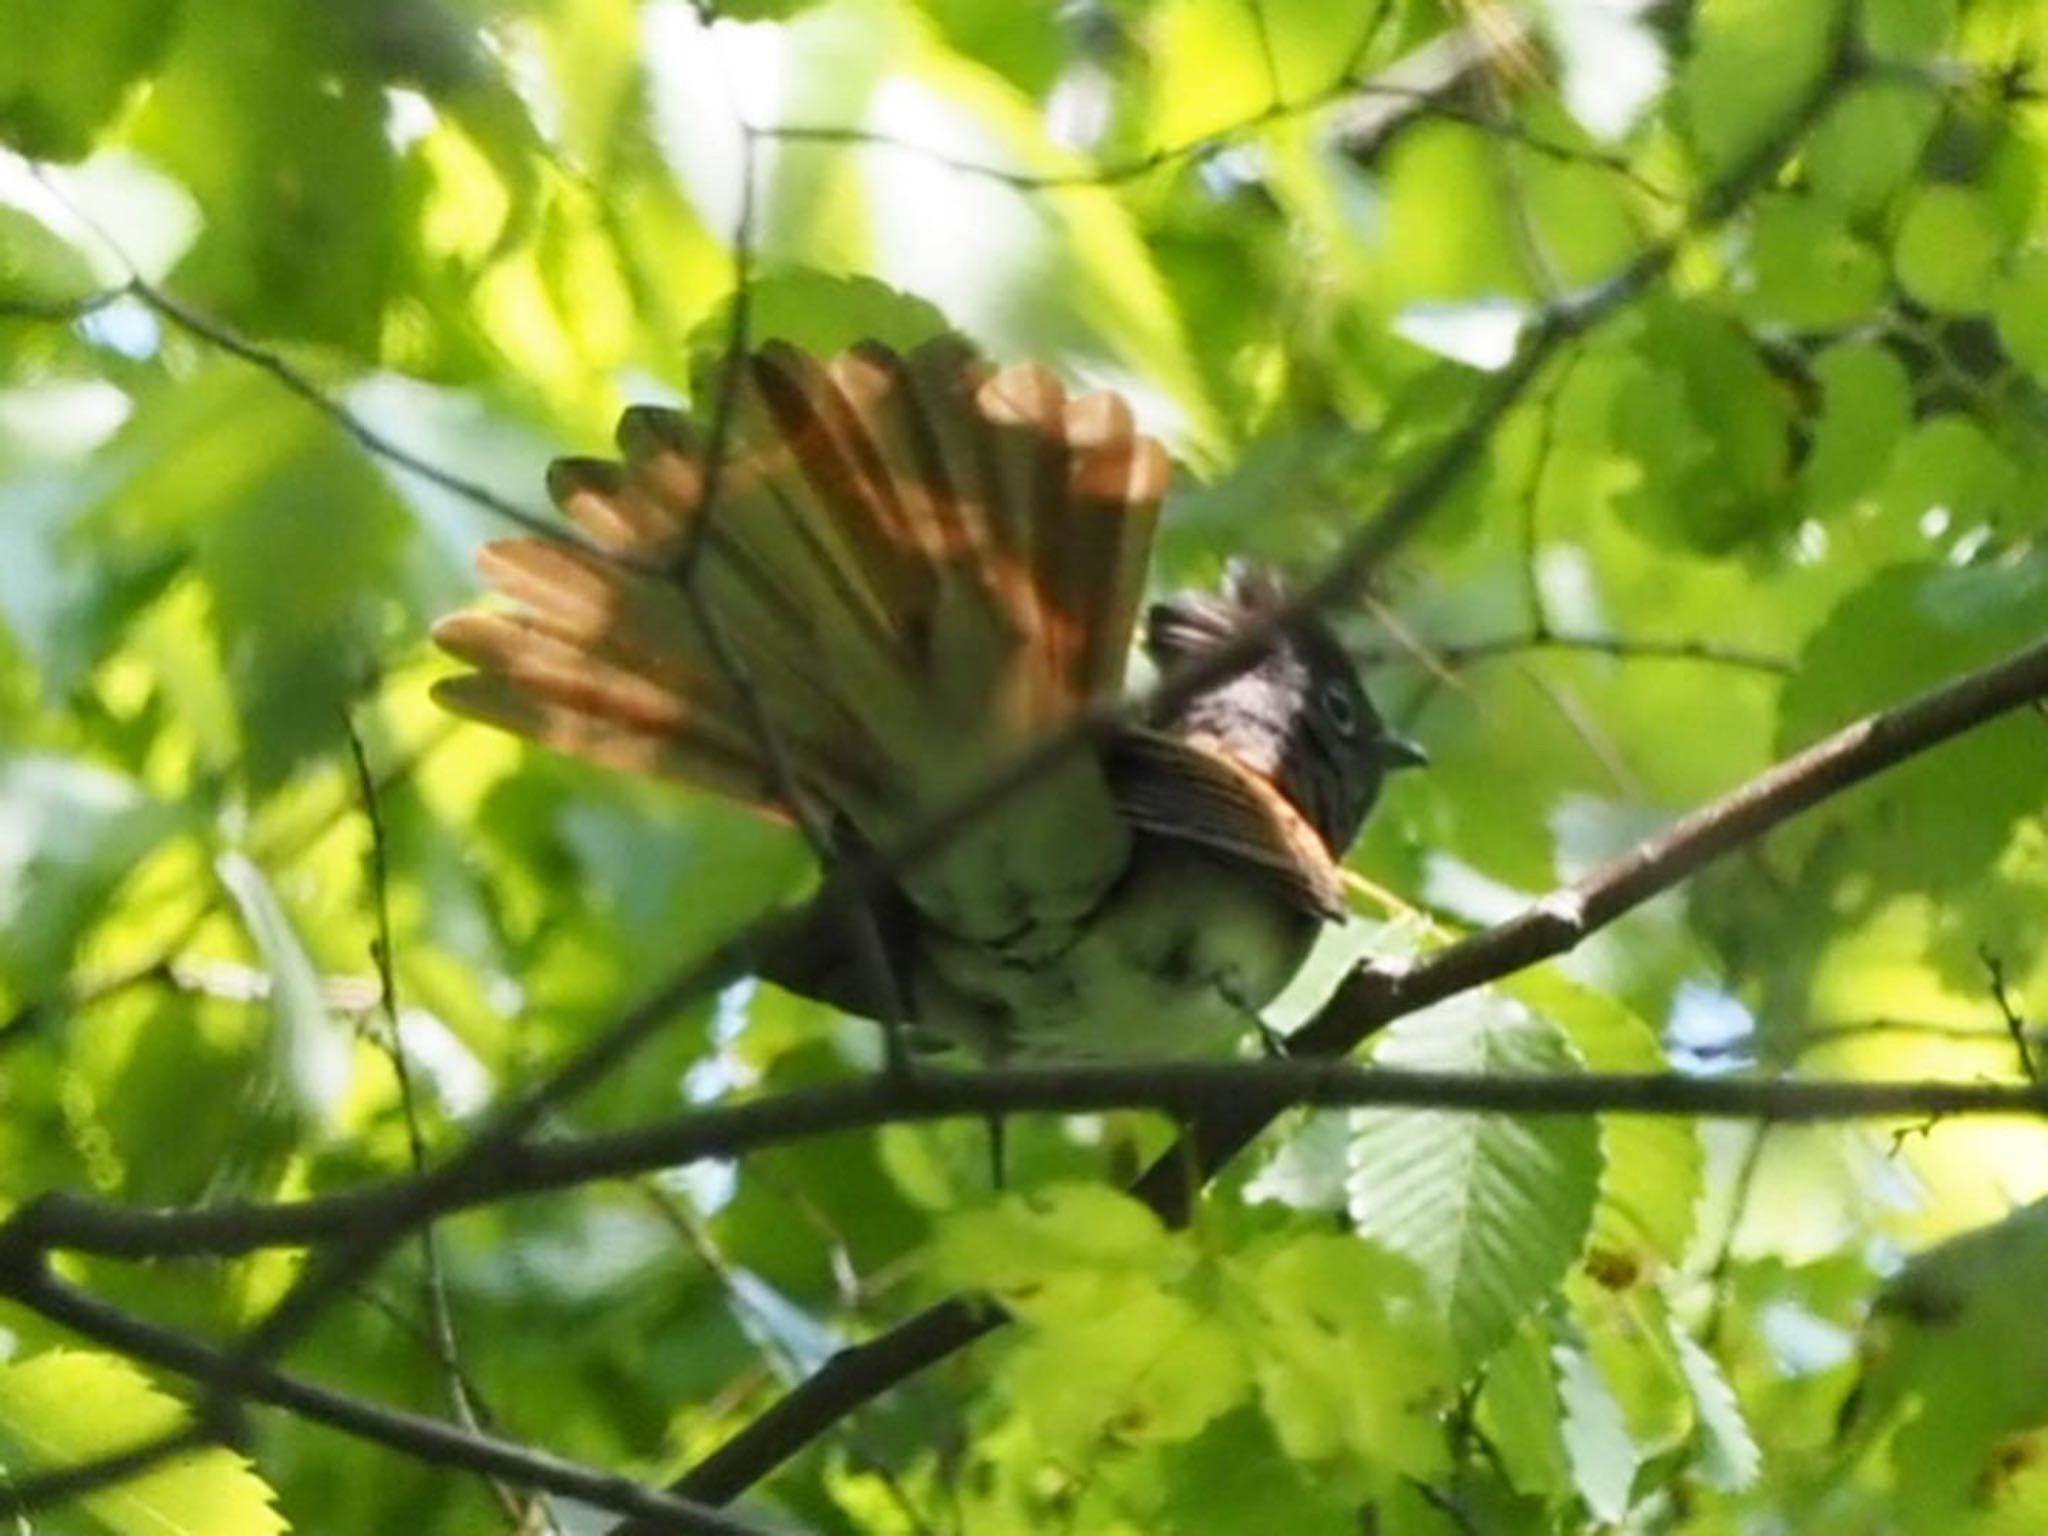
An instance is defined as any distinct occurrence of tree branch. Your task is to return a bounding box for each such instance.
[0,1257,786,1536]
[15,1045,2048,1267]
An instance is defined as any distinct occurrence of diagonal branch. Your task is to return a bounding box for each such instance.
[0,1257,786,1534]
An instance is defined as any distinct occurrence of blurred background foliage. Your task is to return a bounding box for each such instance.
[1,0,2046,1531]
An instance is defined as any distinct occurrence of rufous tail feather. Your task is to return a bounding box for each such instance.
[431,334,1172,940]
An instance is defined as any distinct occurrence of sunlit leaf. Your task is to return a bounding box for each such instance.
[1847,1200,2048,1531]
[1993,249,2048,383]
[1805,78,1939,215]
[1556,1335,1638,1522]
[0,206,99,308]
[928,1181,1186,1321]
[1741,194,1885,330]
[1003,1284,1249,1453]
[1802,340,1913,514]
[0,755,184,991]
[1349,992,1604,1368]
[0,1351,285,1536]
[1678,0,1842,176]
[1477,1319,1575,1499]
[0,0,176,161]
[1513,972,1703,1265]
[1243,1232,1456,1480]
[1893,183,2009,315]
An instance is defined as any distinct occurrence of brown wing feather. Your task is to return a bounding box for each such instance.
[1103,728,1348,919]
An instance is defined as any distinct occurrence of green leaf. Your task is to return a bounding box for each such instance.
[1678,0,1842,176]
[1674,1329,1762,1491]
[1477,1320,1574,1499]
[0,755,184,992]
[927,1182,1186,1321]
[1243,1233,1456,1480]
[188,424,406,792]
[1349,993,1604,1367]
[1846,1199,2048,1531]
[1805,78,1939,215]
[1802,340,1913,514]
[215,849,354,1131]
[1781,555,2047,753]
[1770,555,2048,995]
[1513,973,1703,1265]
[1377,123,1541,304]
[914,0,1064,96]
[1148,0,1379,145]
[1555,1337,1638,1522]
[1157,1409,1356,1536]
[1993,248,2048,383]
[0,1351,286,1535]
[1893,184,2009,315]
[1862,0,1954,57]
[1873,414,2023,535]
[132,0,398,351]
[0,206,99,308]
[1003,1285,1250,1453]
[1608,301,1795,552]
[0,0,178,160]
[1571,1280,1695,1466]
[1741,194,1886,330]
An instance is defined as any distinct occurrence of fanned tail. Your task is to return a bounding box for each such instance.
[431,334,1172,938]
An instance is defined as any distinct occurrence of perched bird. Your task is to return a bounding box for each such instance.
[431,335,1423,1058]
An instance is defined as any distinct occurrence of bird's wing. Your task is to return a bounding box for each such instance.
[1102,727,1348,920]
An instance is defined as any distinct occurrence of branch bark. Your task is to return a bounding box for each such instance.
[14,1049,2048,1264]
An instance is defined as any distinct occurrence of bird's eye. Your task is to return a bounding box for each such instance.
[1319,679,1357,737]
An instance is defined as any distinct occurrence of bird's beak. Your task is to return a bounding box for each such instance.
[1378,734,1429,770]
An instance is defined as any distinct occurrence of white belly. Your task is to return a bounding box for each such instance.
[913,838,1320,1059]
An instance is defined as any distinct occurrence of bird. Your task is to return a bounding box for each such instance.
[430,334,1424,1060]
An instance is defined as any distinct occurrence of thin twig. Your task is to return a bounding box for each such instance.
[1433,630,1796,676]
[1981,945,2038,1085]
[132,279,564,541]
[344,715,544,1533]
